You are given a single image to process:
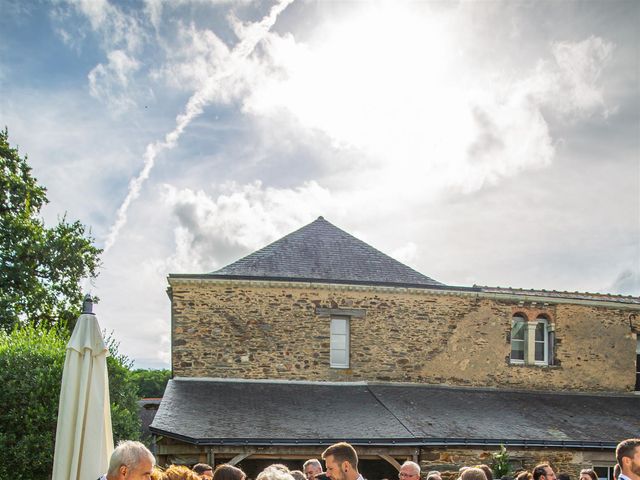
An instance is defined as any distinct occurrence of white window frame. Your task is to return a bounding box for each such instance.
[510,315,526,365]
[534,316,549,365]
[593,466,615,480]
[330,317,350,369]
[635,337,639,391]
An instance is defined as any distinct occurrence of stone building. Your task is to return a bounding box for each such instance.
[151,217,640,480]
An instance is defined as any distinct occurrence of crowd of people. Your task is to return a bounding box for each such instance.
[97,438,640,480]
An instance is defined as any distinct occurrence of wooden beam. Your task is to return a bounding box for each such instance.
[230,453,254,465]
[379,455,402,471]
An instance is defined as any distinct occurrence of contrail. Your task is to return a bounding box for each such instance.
[103,0,295,254]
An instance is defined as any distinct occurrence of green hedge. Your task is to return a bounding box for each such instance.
[0,325,67,480]
[0,325,141,480]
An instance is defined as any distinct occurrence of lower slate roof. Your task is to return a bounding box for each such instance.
[150,379,640,448]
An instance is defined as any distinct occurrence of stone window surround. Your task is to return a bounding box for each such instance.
[510,310,555,367]
[316,307,366,370]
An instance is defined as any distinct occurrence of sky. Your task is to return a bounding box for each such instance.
[1,0,638,369]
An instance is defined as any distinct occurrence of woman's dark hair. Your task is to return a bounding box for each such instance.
[580,470,597,480]
[214,464,246,480]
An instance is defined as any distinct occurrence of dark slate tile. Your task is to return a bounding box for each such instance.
[208,217,443,287]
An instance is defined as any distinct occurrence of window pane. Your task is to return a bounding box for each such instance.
[511,340,524,360]
[535,322,545,341]
[331,349,346,366]
[593,467,610,480]
[511,321,525,340]
[535,341,545,361]
[331,319,347,334]
[331,334,346,350]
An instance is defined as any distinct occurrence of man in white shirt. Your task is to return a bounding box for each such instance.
[617,438,640,480]
[322,442,364,480]
[98,440,155,480]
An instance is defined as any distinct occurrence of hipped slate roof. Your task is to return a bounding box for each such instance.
[207,217,443,288]
[150,379,640,447]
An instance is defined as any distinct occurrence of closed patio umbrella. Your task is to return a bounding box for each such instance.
[52,295,114,480]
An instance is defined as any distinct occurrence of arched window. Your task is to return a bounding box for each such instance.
[510,314,527,364]
[534,316,549,365]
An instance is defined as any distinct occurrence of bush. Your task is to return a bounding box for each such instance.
[0,324,141,479]
[0,324,68,480]
[492,444,512,479]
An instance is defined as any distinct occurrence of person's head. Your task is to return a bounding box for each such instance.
[617,438,640,479]
[194,464,214,478]
[322,442,359,480]
[475,465,493,480]
[304,460,323,480]
[151,467,168,480]
[257,466,295,480]
[515,471,532,480]
[107,440,155,480]
[557,474,570,480]
[291,471,307,480]
[579,470,596,480]
[213,464,247,480]
[165,465,200,480]
[426,471,441,480]
[399,461,421,480]
[532,465,556,480]
[461,467,487,480]
[398,460,420,480]
[613,464,620,480]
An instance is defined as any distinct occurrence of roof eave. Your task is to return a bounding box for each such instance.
[167,274,470,291]
[148,428,618,450]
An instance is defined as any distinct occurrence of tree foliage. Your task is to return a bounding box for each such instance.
[105,333,142,443]
[0,128,102,331]
[0,325,141,480]
[132,368,171,398]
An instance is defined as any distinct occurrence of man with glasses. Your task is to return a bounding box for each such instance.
[399,462,421,480]
[304,459,324,480]
[533,464,557,480]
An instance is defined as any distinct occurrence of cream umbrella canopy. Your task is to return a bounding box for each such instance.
[52,295,114,480]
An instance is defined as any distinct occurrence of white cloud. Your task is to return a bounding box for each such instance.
[608,268,640,296]
[69,0,146,52]
[162,180,335,272]
[88,49,141,111]
[548,35,614,119]
[235,8,614,198]
[103,0,294,254]
[151,22,233,94]
[391,242,418,265]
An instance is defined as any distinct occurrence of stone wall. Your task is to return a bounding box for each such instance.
[169,279,638,392]
[419,447,616,480]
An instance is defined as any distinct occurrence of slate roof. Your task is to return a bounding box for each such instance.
[207,217,444,288]
[150,379,640,447]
